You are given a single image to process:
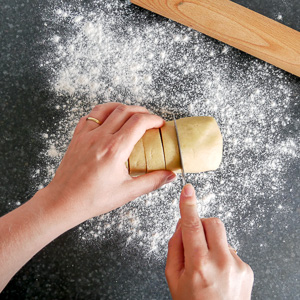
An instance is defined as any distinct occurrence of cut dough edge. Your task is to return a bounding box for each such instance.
[142,128,166,173]
[177,116,223,173]
[128,116,223,174]
[160,120,181,173]
[159,128,167,171]
[128,138,147,176]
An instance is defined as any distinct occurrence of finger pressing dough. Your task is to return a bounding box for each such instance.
[176,116,223,173]
[129,138,146,176]
[142,128,166,172]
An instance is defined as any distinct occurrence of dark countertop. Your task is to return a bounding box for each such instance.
[1,0,299,299]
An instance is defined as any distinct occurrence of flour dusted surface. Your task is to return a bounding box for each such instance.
[36,1,299,258]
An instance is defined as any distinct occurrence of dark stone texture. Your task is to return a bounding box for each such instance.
[0,1,299,299]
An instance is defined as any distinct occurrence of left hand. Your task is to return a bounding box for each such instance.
[45,102,176,224]
[0,102,177,292]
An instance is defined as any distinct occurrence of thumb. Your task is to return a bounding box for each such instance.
[127,170,177,198]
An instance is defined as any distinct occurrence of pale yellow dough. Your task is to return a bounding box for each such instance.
[128,116,223,175]
[142,128,166,172]
[160,121,181,172]
[176,116,223,173]
[129,138,146,176]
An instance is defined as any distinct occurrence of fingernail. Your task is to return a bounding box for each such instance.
[166,172,177,183]
[183,184,194,197]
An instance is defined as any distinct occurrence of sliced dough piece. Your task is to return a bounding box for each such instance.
[129,138,146,176]
[177,116,223,173]
[142,128,166,172]
[161,121,181,173]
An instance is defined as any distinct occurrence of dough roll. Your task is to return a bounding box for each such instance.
[142,128,165,172]
[175,116,223,173]
[128,116,223,174]
[160,121,181,172]
[128,138,146,176]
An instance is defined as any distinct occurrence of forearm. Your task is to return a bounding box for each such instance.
[0,187,78,292]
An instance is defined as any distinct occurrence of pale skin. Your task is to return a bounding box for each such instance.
[166,184,254,300]
[0,103,254,298]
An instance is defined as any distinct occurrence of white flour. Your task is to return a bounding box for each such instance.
[36,1,299,258]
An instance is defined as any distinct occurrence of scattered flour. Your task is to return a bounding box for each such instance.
[35,1,299,258]
[276,13,283,21]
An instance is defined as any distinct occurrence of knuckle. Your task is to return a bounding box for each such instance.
[217,254,232,269]
[210,217,224,225]
[130,113,145,124]
[192,248,210,265]
[103,101,119,107]
[105,139,121,157]
[239,261,248,271]
[91,104,102,112]
[245,263,254,278]
[132,105,149,113]
[182,216,202,230]
[186,266,211,288]
[239,261,253,278]
[204,217,224,227]
[165,266,172,280]
[197,272,210,288]
[115,104,127,112]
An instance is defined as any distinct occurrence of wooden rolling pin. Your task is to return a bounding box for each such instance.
[131,0,300,77]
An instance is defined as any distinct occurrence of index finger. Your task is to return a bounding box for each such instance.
[180,184,208,269]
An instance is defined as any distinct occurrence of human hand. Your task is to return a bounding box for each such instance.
[1,102,178,291]
[45,103,176,225]
[165,184,254,300]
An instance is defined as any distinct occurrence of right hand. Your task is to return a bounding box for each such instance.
[165,184,254,300]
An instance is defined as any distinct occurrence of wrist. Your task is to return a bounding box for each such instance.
[38,183,91,230]
[28,187,73,241]
[0,185,82,289]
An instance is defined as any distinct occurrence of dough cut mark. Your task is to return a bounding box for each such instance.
[127,159,131,174]
[159,128,167,170]
[143,128,166,172]
[141,137,148,173]
[173,116,187,185]
[129,138,147,175]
